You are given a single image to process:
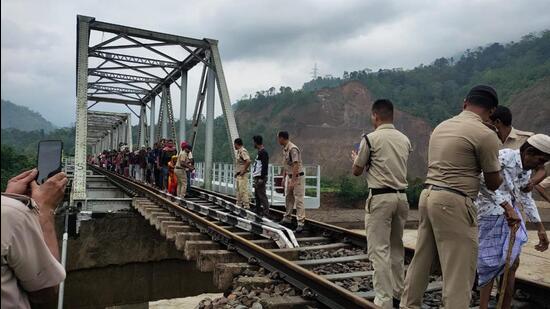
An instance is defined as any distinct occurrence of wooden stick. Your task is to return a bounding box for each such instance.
[497,223,519,309]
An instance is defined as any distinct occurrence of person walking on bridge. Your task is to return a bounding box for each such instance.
[175,141,192,198]
[252,135,270,216]
[400,85,503,309]
[278,131,306,233]
[351,99,412,309]
[234,138,251,209]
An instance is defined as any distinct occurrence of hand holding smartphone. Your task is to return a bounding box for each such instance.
[36,140,63,184]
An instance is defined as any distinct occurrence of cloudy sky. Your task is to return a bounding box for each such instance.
[2,0,550,127]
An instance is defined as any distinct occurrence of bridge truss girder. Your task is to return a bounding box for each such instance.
[73,15,240,205]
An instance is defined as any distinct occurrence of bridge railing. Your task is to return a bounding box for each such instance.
[192,162,321,209]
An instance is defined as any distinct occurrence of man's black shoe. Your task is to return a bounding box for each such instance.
[393,297,400,308]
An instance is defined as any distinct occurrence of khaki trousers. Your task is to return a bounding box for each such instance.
[174,168,187,198]
[366,192,409,309]
[236,173,250,208]
[284,176,306,225]
[401,188,478,309]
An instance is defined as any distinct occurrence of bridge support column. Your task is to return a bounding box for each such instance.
[204,65,215,190]
[139,104,147,147]
[208,39,239,163]
[127,114,133,150]
[161,86,168,139]
[179,70,187,145]
[109,130,113,150]
[72,15,93,203]
[149,96,156,147]
[114,126,119,150]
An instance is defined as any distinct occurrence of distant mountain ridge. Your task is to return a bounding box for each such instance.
[1,100,56,132]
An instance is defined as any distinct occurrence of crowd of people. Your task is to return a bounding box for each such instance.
[349,86,550,309]
[89,138,194,197]
[2,84,550,309]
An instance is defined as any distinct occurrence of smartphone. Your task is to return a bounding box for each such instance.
[36,140,63,184]
[354,143,360,152]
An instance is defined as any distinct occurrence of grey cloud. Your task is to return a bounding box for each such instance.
[1,0,550,127]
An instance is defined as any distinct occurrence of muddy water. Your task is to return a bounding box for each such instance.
[63,259,219,309]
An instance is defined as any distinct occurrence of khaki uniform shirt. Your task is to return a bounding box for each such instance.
[1,195,66,309]
[283,141,303,175]
[426,111,501,199]
[501,127,533,150]
[176,151,193,171]
[354,124,412,190]
[235,147,251,174]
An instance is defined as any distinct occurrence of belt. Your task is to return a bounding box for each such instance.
[288,172,305,178]
[370,187,405,196]
[425,184,468,198]
[175,167,183,169]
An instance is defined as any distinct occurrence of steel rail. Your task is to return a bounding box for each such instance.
[89,165,377,309]
[190,186,550,299]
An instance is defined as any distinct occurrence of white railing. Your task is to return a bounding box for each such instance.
[192,162,321,209]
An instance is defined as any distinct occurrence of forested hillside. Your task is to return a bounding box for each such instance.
[189,31,550,166]
[1,100,56,132]
[300,31,550,126]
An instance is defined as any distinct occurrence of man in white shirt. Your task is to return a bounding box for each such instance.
[475,134,550,309]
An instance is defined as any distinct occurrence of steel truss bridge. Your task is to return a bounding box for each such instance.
[73,15,239,208]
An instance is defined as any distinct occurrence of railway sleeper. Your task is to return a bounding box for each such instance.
[184,240,222,260]
[175,232,210,251]
[213,263,259,290]
[294,254,370,267]
[153,215,177,230]
[165,225,195,240]
[269,242,351,260]
[197,250,245,272]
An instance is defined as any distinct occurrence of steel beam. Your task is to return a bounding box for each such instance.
[87,96,142,105]
[149,96,156,147]
[88,84,149,95]
[126,114,133,150]
[179,70,187,145]
[139,49,205,104]
[86,16,209,48]
[89,50,179,68]
[161,86,168,138]
[204,61,215,190]
[139,104,147,147]
[208,39,239,162]
[73,15,92,203]
[89,70,161,83]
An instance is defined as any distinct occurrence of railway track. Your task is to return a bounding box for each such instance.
[89,165,549,308]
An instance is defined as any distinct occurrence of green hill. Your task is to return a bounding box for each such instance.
[299,31,550,126]
[1,100,56,132]
[190,30,550,169]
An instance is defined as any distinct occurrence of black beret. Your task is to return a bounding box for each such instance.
[466,85,499,108]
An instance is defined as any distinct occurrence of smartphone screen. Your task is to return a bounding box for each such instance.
[354,143,360,152]
[36,140,63,184]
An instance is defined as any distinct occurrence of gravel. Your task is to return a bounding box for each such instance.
[299,247,366,260]
[311,260,373,274]
[195,267,302,309]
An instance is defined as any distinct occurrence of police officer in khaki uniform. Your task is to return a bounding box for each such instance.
[234,138,251,209]
[1,169,68,308]
[401,85,503,309]
[488,106,534,150]
[278,131,306,232]
[351,99,411,309]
